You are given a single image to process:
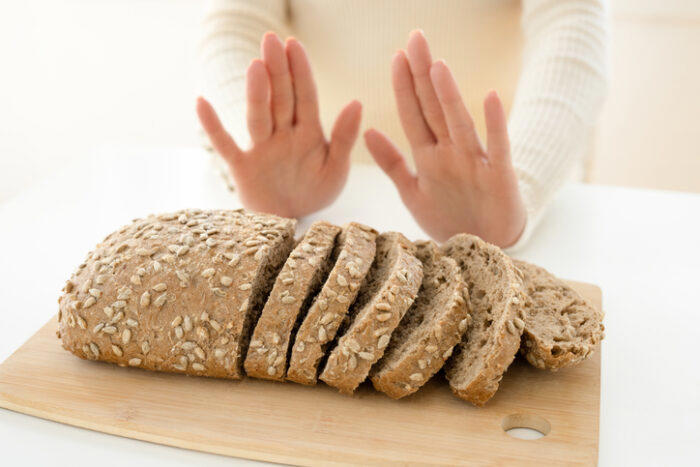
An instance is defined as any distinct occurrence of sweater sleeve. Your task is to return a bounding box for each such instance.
[198,0,289,150]
[506,0,608,251]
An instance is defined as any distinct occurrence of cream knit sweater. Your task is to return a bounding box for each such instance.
[198,0,608,248]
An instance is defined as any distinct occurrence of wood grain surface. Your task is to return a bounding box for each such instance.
[0,281,602,466]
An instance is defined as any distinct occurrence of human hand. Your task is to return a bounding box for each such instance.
[365,31,526,247]
[197,32,362,219]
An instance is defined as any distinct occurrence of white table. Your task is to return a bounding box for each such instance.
[0,146,698,466]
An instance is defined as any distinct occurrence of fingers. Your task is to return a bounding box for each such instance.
[392,51,434,148]
[430,60,481,153]
[286,37,320,124]
[364,129,417,199]
[246,59,273,143]
[483,90,512,165]
[261,32,294,129]
[327,100,362,169]
[196,97,242,164]
[405,30,450,141]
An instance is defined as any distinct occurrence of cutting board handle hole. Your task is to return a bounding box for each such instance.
[502,413,550,440]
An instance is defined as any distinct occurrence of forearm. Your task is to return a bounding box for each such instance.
[508,0,608,250]
[198,0,289,147]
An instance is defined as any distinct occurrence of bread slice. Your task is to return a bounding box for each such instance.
[370,241,470,398]
[57,209,296,379]
[244,221,340,380]
[513,259,605,370]
[286,222,378,385]
[320,232,423,394]
[441,234,527,406]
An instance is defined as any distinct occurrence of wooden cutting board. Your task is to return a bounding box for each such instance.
[0,281,601,465]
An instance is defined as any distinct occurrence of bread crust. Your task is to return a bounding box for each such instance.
[57,209,296,379]
[513,259,605,370]
[286,223,377,385]
[320,232,423,394]
[371,241,470,399]
[442,234,527,406]
[244,221,340,381]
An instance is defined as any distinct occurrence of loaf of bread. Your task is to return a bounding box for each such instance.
[57,209,603,406]
[441,234,528,406]
[57,209,295,378]
[513,259,605,370]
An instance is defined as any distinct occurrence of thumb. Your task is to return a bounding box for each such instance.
[196,97,242,166]
[364,129,417,201]
[327,100,362,169]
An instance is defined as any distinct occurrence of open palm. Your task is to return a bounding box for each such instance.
[365,31,526,247]
[197,33,361,219]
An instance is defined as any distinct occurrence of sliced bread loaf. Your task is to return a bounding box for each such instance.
[286,222,378,385]
[513,259,605,370]
[57,209,296,379]
[244,221,340,380]
[370,241,470,399]
[320,232,423,394]
[441,234,527,406]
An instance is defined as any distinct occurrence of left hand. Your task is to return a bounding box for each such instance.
[364,31,526,247]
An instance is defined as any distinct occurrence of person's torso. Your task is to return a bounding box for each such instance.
[290,0,523,163]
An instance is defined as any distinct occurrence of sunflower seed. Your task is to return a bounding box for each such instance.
[409,373,422,382]
[174,326,184,339]
[239,283,252,291]
[88,288,102,298]
[336,295,348,304]
[152,261,162,272]
[377,334,390,349]
[89,342,100,357]
[130,275,141,286]
[425,344,438,353]
[220,276,233,287]
[373,327,390,337]
[458,318,469,333]
[183,315,193,332]
[93,323,104,333]
[514,318,525,331]
[376,312,392,322]
[102,326,116,334]
[506,320,517,335]
[194,347,206,360]
[443,348,454,359]
[214,348,225,359]
[153,293,167,308]
[77,316,87,329]
[375,303,391,311]
[336,275,348,287]
[141,341,150,354]
[201,268,215,278]
[320,312,335,325]
[121,328,131,345]
[103,306,114,318]
[296,342,305,352]
[348,354,357,370]
[181,341,196,351]
[267,366,276,376]
[318,326,327,342]
[171,316,183,327]
[152,283,167,292]
[317,299,328,311]
[140,291,151,307]
[281,295,295,304]
[111,344,123,357]
[358,351,374,361]
[83,297,96,308]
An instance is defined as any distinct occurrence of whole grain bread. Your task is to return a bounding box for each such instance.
[370,241,470,399]
[441,234,527,406]
[244,221,340,381]
[320,232,423,394]
[513,259,605,370]
[57,209,296,379]
[286,222,378,385]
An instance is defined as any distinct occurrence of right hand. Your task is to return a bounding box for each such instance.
[197,32,362,219]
